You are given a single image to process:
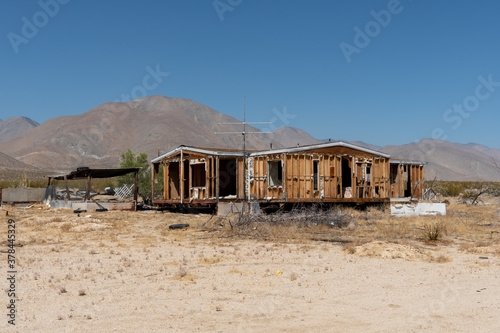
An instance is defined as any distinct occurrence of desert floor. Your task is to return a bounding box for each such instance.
[1,200,500,332]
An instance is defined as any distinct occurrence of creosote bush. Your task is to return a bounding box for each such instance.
[423,222,444,242]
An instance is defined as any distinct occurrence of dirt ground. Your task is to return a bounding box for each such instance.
[1,199,500,332]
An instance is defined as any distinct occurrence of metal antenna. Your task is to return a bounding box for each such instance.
[215,97,273,207]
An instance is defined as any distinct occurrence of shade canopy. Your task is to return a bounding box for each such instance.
[52,168,140,180]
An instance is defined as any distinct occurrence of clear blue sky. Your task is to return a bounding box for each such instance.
[2,0,500,148]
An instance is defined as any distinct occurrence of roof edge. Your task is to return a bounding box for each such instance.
[250,141,390,158]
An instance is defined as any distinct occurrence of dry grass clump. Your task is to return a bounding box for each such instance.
[459,240,500,256]
[342,241,366,254]
[204,206,353,241]
[427,254,452,263]
[422,222,445,242]
[195,199,500,252]
[198,257,221,264]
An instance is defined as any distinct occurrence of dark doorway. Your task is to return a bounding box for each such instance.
[191,163,206,187]
[404,166,412,197]
[342,158,352,188]
[390,164,398,185]
[219,159,237,197]
[168,163,180,199]
[313,160,319,191]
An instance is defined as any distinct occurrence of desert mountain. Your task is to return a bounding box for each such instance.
[457,143,500,163]
[0,151,50,181]
[381,139,500,182]
[0,96,282,171]
[0,151,38,170]
[1,96,499,181]
[269,127,322,147]
[0,116,39,143]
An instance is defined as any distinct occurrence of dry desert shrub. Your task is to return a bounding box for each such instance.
[198,257,221,264]
[428,254,452,263]
[205,206,354,241]
[422,222,445,242]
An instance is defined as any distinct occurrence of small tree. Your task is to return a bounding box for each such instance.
[118,149,152,204]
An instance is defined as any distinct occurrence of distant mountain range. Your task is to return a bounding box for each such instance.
[0,96,284,172]
[381,139,500,181]
[0,116,39,143]
[0,95,499,181]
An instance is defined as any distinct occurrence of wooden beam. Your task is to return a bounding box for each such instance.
[134,170,138,210]
[188,162,192,200]
[206,158,210,200]
[164,163,169,200]
[215,156,219,203]
[180,150,184,204]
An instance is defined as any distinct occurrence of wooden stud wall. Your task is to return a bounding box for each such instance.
[153,147,421,204]
[248,151,391,202]
[389,163,425,198]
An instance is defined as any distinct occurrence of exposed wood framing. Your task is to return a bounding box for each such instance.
[151,144,424,206]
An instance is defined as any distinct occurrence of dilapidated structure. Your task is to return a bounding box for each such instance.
[151,142,426,212]
[47,167,140,211]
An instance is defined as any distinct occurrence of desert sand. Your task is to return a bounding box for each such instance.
[1,201,499,332]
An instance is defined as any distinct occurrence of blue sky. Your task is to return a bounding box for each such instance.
[1,0,500,148]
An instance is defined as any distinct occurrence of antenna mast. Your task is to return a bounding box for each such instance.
[216,97,273,208]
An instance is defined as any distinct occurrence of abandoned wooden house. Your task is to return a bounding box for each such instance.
[151,142,425,212]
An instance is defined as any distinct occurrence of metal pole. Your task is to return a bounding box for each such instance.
[243,97,246,211]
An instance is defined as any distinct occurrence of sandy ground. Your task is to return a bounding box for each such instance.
[1,204,500,332]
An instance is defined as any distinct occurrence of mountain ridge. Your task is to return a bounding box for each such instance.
[1,96,499,181]
[0,116,39,143]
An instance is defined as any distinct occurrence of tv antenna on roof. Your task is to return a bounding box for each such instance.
[215,96,273,152]
[215,96,273,205]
